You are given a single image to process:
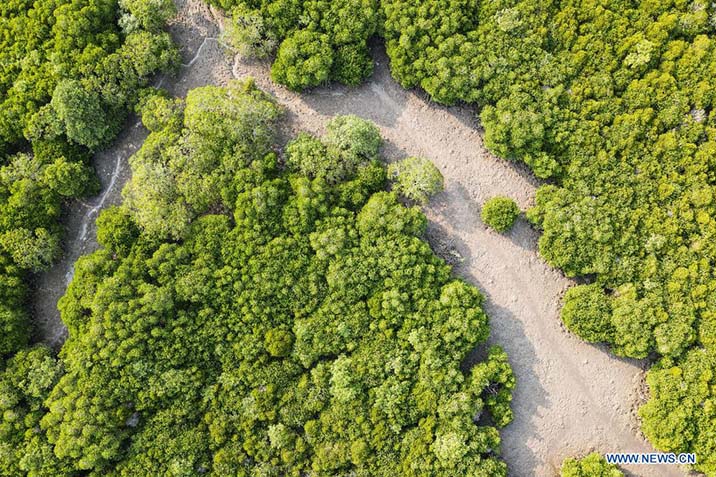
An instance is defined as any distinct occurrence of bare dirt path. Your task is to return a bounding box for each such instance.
[31,1,690,476]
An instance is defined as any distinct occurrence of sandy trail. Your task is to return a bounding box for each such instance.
[31,1,690,476]
[31,124,143,348]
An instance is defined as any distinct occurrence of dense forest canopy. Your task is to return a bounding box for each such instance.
[0,0,712,472]
[0,0,178,359]
[385,0,716,471]
[213,0,380,89]
[0,81,515,476]
[383,0,716,359]
[210,0,716,472]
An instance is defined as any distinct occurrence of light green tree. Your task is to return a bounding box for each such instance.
[388,156,444,204]
[481,196,520,232]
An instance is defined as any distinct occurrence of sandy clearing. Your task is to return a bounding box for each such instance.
[30,1,692,476]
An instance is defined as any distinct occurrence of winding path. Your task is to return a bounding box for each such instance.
[31,1,688,475]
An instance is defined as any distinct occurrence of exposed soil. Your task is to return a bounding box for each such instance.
[30,1,691,476]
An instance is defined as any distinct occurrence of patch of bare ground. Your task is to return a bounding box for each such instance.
[31,1,693,476]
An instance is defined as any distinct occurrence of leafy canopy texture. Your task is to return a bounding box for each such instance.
[0,81,515,476]
[481,197,519,233]
[380,1,716,472]
[0,0,178,153]
[203,0,716,469]
[0,0,178,359]
[383,0,716,356]
[388,157,444,205]
[561,453,623,477]
[285,115,383,184]
[0,346,64,477]
[560,284,613,344]
[212,0,379,90]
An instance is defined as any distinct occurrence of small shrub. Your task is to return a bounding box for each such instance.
[481,196,520,232]
[222,5,277,59]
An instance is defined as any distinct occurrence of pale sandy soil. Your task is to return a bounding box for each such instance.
[31,1,694,476]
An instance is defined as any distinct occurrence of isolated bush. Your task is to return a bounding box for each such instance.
[388,156,444,204]
[482,196,520,232]
[561,453,623,477]
[561,284,613,343]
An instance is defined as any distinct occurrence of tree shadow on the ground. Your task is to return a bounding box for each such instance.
[293,49,408,131]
